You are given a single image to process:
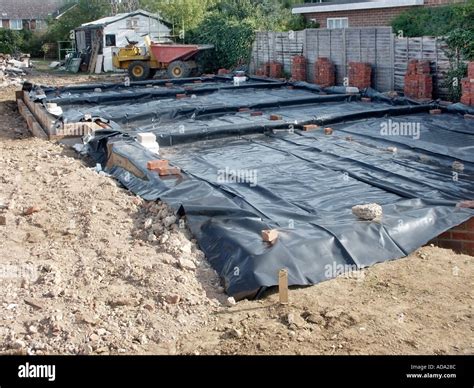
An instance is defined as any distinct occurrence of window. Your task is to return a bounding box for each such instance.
[105,34,116,47]
[327,17,348,29]
[35,20,46,31]
[10,19,23,30]
[126,18,139,28]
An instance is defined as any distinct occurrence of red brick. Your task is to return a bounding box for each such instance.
[465,217,474,230]
[435,240,463,252]
[251,111,263,117]
[165,82,174,87]
[451,231,474,241]
[269,114,283,121]
[361,97,371,103]
[176,94,187,99]
[239,108,250,112]
[303,124,319,131]
[324,127,334,135]
[463,241,474,255]
[437,231,452,240]
[269,61,283,78]
[429,109,442,115]
[147,159,169,170]
[218,68,230,75]
[314,57,335,87]
[157,167,181,176]
[468,62,474,79]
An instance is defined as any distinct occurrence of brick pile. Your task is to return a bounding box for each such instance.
[269,61,283,78]
[348,62,372,89]
[292,55,307,82]
[460,62,474,106]
[255,62,270,77]
[404,59,433,99]
[314,57,335,87]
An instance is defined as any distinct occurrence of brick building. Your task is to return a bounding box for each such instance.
[0,0,69,31]
[292,0,467,29]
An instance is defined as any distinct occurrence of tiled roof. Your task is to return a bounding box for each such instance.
[0,0,67,20]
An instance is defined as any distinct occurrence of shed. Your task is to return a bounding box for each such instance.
[74,9,171,72]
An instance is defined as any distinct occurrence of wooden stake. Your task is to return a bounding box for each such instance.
[279,269,289,305]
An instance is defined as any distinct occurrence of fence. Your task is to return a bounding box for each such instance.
[251,28,452,98]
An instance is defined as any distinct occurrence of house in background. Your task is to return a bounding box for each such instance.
[0,0,69,31]
[74,9,171,72]
[292,0,467,29]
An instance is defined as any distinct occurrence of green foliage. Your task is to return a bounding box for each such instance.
[445,28,474,61]
[391,1,474,37]
[443,61,467,102]
[0,30,25,54]
[187,13,255,71]
[141,0,218,31]
[45,0,109,42]
[442,28,474,102]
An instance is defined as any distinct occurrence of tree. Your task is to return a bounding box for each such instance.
[140,0,218,32]
[46,0,109,42]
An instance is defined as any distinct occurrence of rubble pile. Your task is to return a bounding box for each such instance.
[0,54,30,88]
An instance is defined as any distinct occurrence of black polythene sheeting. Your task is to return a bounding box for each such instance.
[133,101,435,147]
[96,109,474,298]
[42,79,287,106]
[58,89,357,125]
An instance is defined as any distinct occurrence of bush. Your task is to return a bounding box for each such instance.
[0,30,25,54]
[392,2,474,37]
[187,14,255,71]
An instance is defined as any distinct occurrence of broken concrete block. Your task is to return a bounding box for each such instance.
[262,229,279,243]
[352,203,383,221]
[361,97,371,103]
[147,159,169,171]
[165,82,174,87]
[324,127,334,135]
[464,114,474,120]
[303,124,319,131]
[137,132,159,154]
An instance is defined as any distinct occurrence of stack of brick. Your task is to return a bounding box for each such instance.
[292,55,307,82]
[460,62,474,106]
[314,57,335,87]
[255,62,271,77]
[268,61,283,78]
[403,59,433,100]
[348,62,372,89]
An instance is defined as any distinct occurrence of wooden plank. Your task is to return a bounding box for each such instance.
[95,54,103,74]
[22,93,55,136]
[279,269,289,305]
[17,99,48,140]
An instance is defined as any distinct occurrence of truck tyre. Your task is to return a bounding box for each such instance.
[167,61,190,79]
[128,61,150,81]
